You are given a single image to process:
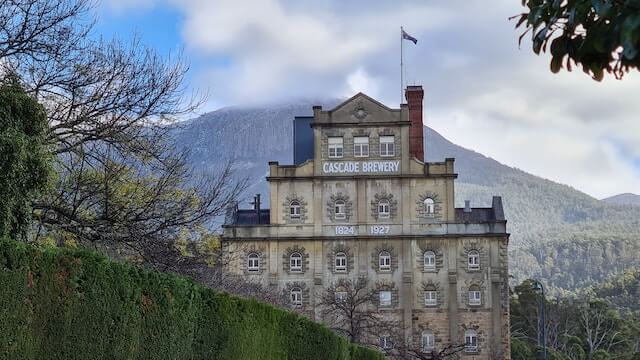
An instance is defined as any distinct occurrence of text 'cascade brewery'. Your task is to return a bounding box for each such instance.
[222,85,511,359]
[322,160,400,174]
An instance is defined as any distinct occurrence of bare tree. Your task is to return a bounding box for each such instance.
[0,0,250,275]
[404,343,466,360]
[577,302,627,359]
[318,277,398,348]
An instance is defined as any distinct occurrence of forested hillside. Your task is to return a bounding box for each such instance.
[172,103,640,295]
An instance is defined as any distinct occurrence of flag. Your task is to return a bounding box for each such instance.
[402,29,417,44]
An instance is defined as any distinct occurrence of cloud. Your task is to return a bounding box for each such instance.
[100,0,640,198]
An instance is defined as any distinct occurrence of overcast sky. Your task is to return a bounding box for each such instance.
[96,0,640,199]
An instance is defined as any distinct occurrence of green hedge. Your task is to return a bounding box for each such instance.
[0,239,382,360]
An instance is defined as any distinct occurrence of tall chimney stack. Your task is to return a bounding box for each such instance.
[405,85,424,162]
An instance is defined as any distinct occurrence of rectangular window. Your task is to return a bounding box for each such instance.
[379,254,391,271]
[380,335,393,350]
[424,291,437,306]
[469,291,481,306]
[328,137,343,158]
[335,291,347,303]
[335,256,347,272]
[353,136,369,157]
[379,136,395,157]
[379,291,392,307]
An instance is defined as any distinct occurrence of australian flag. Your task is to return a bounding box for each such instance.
[402,29,417,44]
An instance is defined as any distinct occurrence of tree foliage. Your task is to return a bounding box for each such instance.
[514,0,640,80]
[0,0,246,271]
[510,279,639,359]
[0,77,49,239]
[0,238,383,360]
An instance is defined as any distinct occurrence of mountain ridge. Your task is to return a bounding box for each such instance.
[170,102,640,295]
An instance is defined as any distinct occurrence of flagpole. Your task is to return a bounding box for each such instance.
[400,26,404,105]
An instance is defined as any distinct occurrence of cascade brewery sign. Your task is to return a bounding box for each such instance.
[322,160,400,174]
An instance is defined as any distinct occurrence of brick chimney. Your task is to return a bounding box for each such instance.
[405,85,424,162]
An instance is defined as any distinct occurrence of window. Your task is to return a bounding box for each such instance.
[379,291,392,307]
[379,335,393,350]
[290,253,303,272]
[424,289,437,306]
[424,198,435,217]
[378,199,390,218]
[380,136,395,157]
[247,253,260,272]
[421,330,435,352]
[468,250,480,271]
[423,251,436,271]
[464,330,478,352]
[328,137,343,158]
[335,252,347,272]
[289,201,301,219]
[379,251,391,271]
[353,136,369,157]
[334,200,346,220]
[469,285,481,306]
[335,291,348,303]
[290,287,302,307]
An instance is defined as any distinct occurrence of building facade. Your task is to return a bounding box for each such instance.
[222,87,510,359]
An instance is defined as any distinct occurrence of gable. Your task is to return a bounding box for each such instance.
[316,93,404,125]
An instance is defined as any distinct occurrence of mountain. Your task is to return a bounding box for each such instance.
[602,193,640,206]
[170,102,640,296]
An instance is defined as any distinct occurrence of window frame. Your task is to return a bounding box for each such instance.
[247,253,260,272]
[377,199,390,218]
[468,250,480,271]
[290,287,303,307]
[334,200,346,220]
[379,136,395,157]
[335,291,348,303]
[424,289,437,306]
[289,200,301,219]
[468,286,481,306]
[353,136,369,157]
[328,137,344,158]
[290,252,303,272]
[424,198,435,217]
[380,335,393,350]
[421,330,435,352]
[378,251,391,271]
[379,290,392,307]
[423,250,436,271]
[464,330,478,353]
[334,252,347,272]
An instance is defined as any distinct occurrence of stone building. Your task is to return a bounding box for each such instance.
[222,86,510,359]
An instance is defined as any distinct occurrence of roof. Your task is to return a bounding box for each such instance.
[229,209,271,225]
[454,196,506,223]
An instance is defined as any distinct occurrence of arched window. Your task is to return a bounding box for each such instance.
[379,251,391,271]
[468,250,480,271]
[464,329,478,352]
[469,285,481,306]
[290,287,302,307]
[424,286,437,306]
[289,201,301,219]
[378,199,390,218]
[423,250,436,271]
[247,253,260,272]
[334,200,346,219]
[335,252,347,272]
[424,198,435,217]
[290,252,303,272]
[421,330,435,352]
